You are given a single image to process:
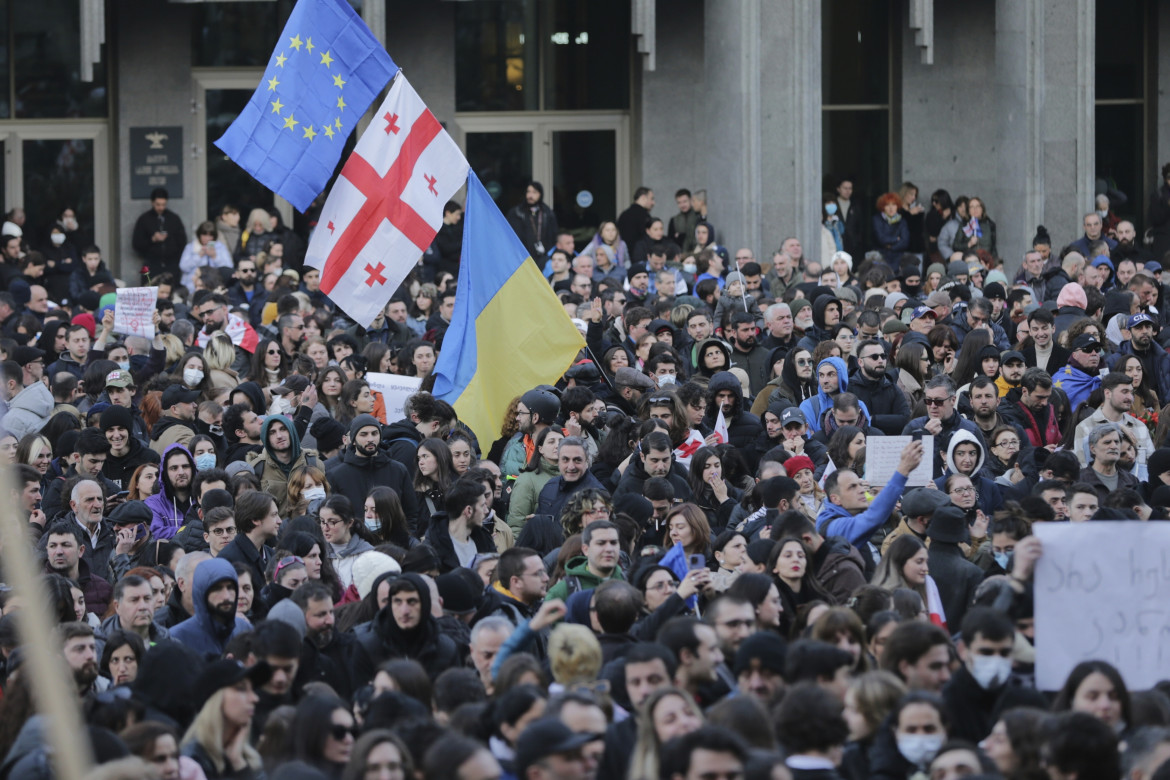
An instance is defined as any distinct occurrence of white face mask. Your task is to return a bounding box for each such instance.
[1097,209,1109,219]
[303,486,326,502]
[897,734,944,767]
[269,397,289,416]
[50,233,66,247]
[658,373,677,386]
[183,368,204,387]
[969,654,1012,689]
[683,262,698,275]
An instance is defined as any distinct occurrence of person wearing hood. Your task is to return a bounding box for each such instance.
[800,357,869,434]
[932,429,1002,519]
[244,414,318,517]
[903,374,990,476]
[99,405,160,490]
[150,384,200,455]
[5,346,54,439]
[424,477,496,573]
[145,443,196,540]
[325,414,423,533]
[797,295,843,352]
[703,371,763,450]
[1053,282,1089,335]
[352,572,459,684]
[849,340,912,435]
[755,345,817,415]
[507,181,559,269]
[692,336,732,380]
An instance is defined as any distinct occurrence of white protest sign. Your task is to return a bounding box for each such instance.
[366,373,422,424]
[112,286,158,339]
[864,435,933,486]
[1034,522,1170,690]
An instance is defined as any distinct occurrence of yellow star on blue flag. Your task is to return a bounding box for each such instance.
[213,0,398,212]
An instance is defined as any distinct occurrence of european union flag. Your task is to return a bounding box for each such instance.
[214,0,397,212]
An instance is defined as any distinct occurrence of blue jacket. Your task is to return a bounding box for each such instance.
[169,558,250,658]
[816,471,908,546]
[872,214,909,263]
[800,357,871,433]
[1108,341,1170,407]
[536,471,605,522]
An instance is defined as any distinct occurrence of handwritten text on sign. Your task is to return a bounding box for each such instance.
[112,287,158,340]
[864,435,933,487]
[1034,523,1170,690]
[366,373,422,424]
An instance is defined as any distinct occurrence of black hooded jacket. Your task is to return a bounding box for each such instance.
[702,371,763,451]
[352,573,459,685]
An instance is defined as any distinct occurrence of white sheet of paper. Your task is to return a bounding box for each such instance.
[112,286,158,339]
[1034,522,1170,690]
[366,373,422,423]
[863,435,932,486]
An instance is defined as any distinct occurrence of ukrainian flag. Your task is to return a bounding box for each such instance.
[432,172,585,444]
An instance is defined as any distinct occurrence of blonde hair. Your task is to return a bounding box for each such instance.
[629,687,704,780]
[160,334,185,368]
[182,688,262,775]
[846,671,906,732]
[245,208,269,234]
[287,463,328,513]
[203,332,236,373]
[548,624,601,686]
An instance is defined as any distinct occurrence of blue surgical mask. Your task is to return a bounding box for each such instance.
[824,203,838,216]
[194,453,217,472]
[994,551,1011,570]
[117,361,130,372]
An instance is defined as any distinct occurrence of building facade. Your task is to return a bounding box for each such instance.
[16,0,1170,277]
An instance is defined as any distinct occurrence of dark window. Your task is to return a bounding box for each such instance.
[193,1,297,68]
[456,0,630,112]
[13,0,107,119]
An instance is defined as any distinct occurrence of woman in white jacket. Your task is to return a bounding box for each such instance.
[179,220,233,290]
[317,494,375,590]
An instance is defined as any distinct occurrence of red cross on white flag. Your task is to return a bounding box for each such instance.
[305,73,469,326]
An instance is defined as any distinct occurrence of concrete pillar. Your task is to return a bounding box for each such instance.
[114,0,195,280]
[697,0,821,262]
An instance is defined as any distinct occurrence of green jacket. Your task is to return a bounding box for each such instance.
[506,457,561,534]
[545,555,624,602]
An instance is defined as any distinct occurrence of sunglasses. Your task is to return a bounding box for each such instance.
[924,397,950,406]
[329,724,359,741]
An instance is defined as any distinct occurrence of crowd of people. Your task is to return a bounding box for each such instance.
[0,173,1168,780]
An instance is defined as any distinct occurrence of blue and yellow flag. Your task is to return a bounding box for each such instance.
[214,0,397,212]
[433,172,586,444]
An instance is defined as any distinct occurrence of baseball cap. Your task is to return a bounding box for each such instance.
[105,369,134,389]
[272,375,310,396]
[1071,333,1102,353]
[514,719,595,775]
[902,488,951,518]
[781,407,806,427]
[161,385,201,408]
[1146,261,1163,274]
[1127,312,1158,330]
[1000,350,1025,365]
[614,366,655,391]
[910,305,936,322]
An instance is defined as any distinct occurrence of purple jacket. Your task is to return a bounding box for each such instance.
[145,443,196,540]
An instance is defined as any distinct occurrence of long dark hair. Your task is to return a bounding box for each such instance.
[827,426,865,472]
[336,379,370,427]
[414,438,454,494]
[279,526,343,598]
[320,494,378,545]
[249,337,289,383]
[288,694,350,767]
[366,486,412,547]
[523,426,562,473]
[949,328,992,388]
[1052,660,1132,727]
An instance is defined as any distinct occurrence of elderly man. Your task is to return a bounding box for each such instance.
[1078,423,1140,503]
[1074,372,1153,479]
[1069,211,1118,258]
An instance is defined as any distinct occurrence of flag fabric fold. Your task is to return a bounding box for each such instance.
[432,171,586,445]
[303,73,469,326]
[214,0,398,212]
[660,542,698,609]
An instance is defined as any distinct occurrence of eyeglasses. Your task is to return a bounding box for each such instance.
[924,397,950,406]
[794,359,813,367]
[329,724,359,741]
[994,439,1020,449]
[209,526,237,537]
[949,486,976,495]
[646,580,678,592]
[319,516,345,528]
